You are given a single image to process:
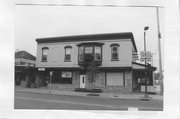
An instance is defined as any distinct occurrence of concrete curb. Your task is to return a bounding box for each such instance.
[15,88,163,101]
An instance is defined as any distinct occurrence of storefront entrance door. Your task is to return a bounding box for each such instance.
[80,75,85,88]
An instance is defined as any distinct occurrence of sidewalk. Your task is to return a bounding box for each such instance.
[15,86,163,100]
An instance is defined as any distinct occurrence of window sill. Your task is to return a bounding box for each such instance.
[94,60,102,61]
[41,61,47,62]
[111,59,119,61]
[64,60,71,62]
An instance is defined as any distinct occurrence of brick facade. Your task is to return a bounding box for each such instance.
[85,71,133,93]
[37,70,133,93]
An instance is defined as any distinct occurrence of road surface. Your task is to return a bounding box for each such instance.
[15,92,163,111]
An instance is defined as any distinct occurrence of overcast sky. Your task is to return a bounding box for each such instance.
[15,4,164,69]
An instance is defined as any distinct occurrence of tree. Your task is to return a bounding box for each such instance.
[86,61,98,89]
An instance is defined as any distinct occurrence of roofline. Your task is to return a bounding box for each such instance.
[36,32,137,52]
[15,50,36,61]
[132,61,157,71]
[132,61,146,66]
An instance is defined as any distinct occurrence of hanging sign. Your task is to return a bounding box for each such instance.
[50,71,53,76]
[38,68,45,71]
[140,58,151,62]
[62,71,72,78]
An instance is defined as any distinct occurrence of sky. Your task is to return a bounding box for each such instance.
[15,4,164,70]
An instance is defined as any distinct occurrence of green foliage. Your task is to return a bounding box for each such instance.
[86,62,98,83]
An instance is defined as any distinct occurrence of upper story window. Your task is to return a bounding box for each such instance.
[110,43,119,61]
[42,47,49,62]
[64,46,72,62]
[85,47,93,54]
[78,46,84,61]
[94,46,101,61]
[84,46,93,62]
[77,42,104,64]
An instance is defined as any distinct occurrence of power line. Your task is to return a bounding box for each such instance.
[15,3,164,8]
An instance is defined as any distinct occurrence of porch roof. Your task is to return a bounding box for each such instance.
[132,62,157,71]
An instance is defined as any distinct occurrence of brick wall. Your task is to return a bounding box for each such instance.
[85,73,93,89]
[94,72,106,88]
[85,72,105,89]
[44,70,133,93]
[102,71,133,93]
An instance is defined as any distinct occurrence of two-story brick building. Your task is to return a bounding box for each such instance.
[35,32,156,93]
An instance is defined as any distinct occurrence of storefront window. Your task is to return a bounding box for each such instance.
[61,71,72,84]
[138,78,151,85]
[62,71,72,78]
[51,71,72,84]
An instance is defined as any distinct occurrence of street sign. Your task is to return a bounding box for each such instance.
[140,58,151,62]
[140,51,152,62]
[146,58,151,62]
[140,58,145,62]
[140,51,152,58]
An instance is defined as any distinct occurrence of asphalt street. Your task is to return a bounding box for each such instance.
[15,92,163,111]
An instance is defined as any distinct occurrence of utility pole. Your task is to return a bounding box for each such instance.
[156,6,163,95]
[144,26,149,98]
[49,71,53,94]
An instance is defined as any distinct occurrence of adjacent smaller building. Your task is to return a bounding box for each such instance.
[15,51,36,87]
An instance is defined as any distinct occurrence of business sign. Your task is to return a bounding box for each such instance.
[50,71,53,76]
[38,68,45,71]
[62,71,72,78]
[133,52,139,61]
[140,58,151,62]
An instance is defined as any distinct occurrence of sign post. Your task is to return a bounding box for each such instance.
[49,71,53,94]
[140,51,152,99]
[142,26,150,99]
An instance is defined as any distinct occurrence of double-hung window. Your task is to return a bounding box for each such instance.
[64,46,72,62]
[110,44,119,60]
[78,46,84,61]
[85,47,93,54]
[42,47,49,62]
[76,42,104,64]
[94,46,101,61]
[84,46,93,61]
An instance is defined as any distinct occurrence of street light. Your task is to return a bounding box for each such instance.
[144,26,149,98]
